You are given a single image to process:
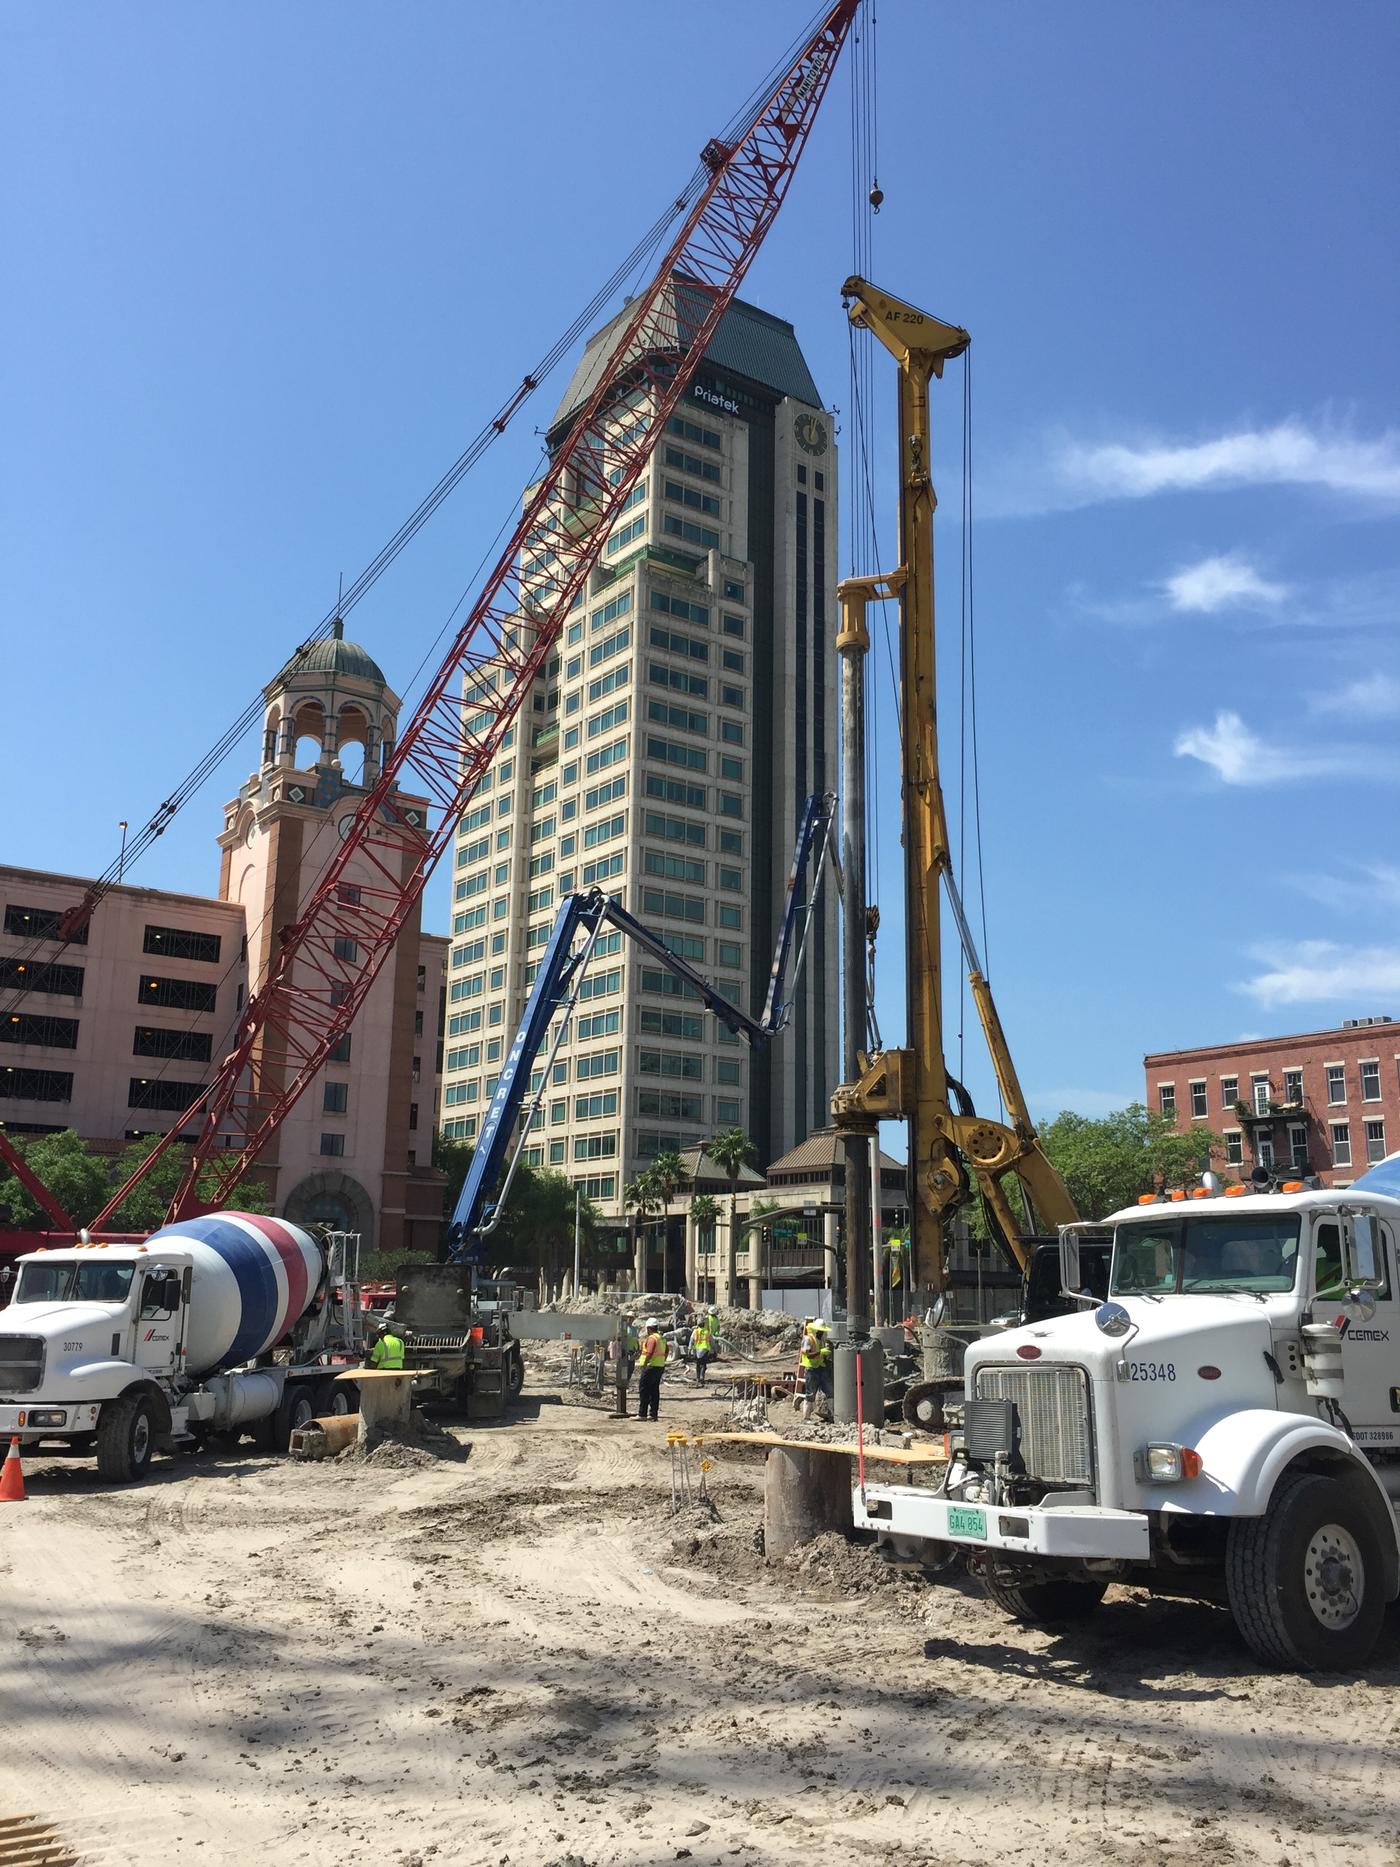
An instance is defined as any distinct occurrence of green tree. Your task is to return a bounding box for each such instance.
[104,1138,273,1232]
[687,1191,720,1300]
[0,1129,110,1229]
[1037,1103,1224,1222]
[706,1126,757,1306]
[432,1129,475,1223]
[500,1166,595,1288]
[648,1149,686,1279]
[624,1169,661,1289]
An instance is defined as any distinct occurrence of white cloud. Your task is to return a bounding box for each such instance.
[1173,710,1351,786]
[1311,672,1400,719]
[1164,554,1289,613]
[1057,420,1400,507]
[1290,861,1400,912]
[1238,941,1400,1009]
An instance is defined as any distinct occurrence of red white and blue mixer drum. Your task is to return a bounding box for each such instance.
[143,1212,324,1375]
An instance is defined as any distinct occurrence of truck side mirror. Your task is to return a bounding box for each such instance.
[1345,1214,1381,1288]
[1059,1229,1081,1299]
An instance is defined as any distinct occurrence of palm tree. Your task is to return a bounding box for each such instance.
[649,1149,686,1286]
[623,1170,660,1292]
[689,1192,720,1299]
[706,1126,757,1308]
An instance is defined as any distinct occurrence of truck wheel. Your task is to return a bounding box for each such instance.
[314,1377,353,1417]
[1226,1468,1386,1671]
[985,1572,1107,1624]
[273,1384,318,1454]
[96,1393,156,1483]
[507,1349,525,1401]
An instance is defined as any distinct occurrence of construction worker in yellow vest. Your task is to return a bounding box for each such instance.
[637,1317,667,1421]
[368,1324,406,1371]
[813,1319,835,1401]
[797,1317,823,1414]
[689,1312,715,1384]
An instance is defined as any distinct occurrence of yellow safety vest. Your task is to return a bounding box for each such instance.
[371,1331,405,1370]
[800,1331,822,1370]
[692,1324,712,1353]
[641,1333,668,1368]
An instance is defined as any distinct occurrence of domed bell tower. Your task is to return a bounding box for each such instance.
[217,622,439,1252]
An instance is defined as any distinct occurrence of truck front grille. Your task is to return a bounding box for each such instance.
[974,1363,1093,1486]
[0,1335,46,1396]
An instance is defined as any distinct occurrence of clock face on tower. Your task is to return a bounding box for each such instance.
[338,813,357,842]
[243,819,257,849]
[794,412,828,457]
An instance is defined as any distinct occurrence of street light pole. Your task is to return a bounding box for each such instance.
[572,1183,581,1298]
[117,821,128,883]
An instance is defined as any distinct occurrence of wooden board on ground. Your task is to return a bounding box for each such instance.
[684,1430,946,1466]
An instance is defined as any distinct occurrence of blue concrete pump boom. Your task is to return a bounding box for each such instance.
[446,794,834,1261]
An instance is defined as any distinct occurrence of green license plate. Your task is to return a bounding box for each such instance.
[946,1505,987,1540]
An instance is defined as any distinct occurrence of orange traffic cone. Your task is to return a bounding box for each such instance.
[0,1435,26,1503]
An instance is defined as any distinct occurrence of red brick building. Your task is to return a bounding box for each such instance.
[1144,1016,1400,1186]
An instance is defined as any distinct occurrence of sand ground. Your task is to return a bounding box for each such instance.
[4,1366,1400,1867]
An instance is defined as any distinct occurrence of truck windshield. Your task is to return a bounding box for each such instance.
[14,1261,136,1306]
[1111,1215,1301,1296]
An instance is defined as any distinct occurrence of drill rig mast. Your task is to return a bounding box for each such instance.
[831,280,1076,1303]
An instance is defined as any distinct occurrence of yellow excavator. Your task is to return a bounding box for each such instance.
[829,279,1078,1334]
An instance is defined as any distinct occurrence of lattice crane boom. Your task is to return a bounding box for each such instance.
[88,0,859,1231]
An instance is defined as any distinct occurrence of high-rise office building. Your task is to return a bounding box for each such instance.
[439,289,839,1232]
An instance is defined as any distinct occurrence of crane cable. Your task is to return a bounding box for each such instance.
[846,0,889,1051]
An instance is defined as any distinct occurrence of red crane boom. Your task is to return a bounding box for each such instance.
[86,0,858,1230]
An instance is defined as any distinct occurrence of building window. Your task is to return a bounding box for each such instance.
[323,1082,348,1113]
[1361,1060,1381,1102]
[329,1033,352,1064]
[1189,1081,1207,1118]
[1158,1084,1175,1116]
[138,975,217,1013]
[1365,1118,1387,1164]
[333,936,358,963]
[3,904,89,945]
[410,1103,419,1130]
[1251,1075,1271,1115]
[1224,1129,1243,1166]
[0,1067,74,1103]
[1327,1065,1346,1104]
[128,1077,204,1112]
[133,1026,212,1062]
[320,1133,346,1158]
[1256,1131,1275,1169]
[1288,1122,1308,1169]
[549,1140,567,1165]
[142,924,222,964]
[1,959,85,998]
[574,1133,617,1160]
[2,1014,80,1051]
[1331,1122,1352,1168]
[1220,1075,1238,1109]
[723,578,744,601]
[715,1098,742,1124]
[1283,1069,1303,1106]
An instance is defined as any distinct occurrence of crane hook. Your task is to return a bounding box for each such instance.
[869,179,884,213]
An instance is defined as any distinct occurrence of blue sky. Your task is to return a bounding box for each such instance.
[4,2,1397,1131]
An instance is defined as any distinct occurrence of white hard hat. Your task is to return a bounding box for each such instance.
[646,1316,660,1328]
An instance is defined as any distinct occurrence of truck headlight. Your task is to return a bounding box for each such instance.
[26,1409,67,1428]
[1137,1442,1202,1483]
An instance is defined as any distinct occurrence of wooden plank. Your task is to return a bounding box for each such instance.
[684,1430,945,1465]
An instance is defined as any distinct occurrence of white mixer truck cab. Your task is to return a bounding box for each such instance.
[856,1169,1400,1669]
[0,1212,359,1482]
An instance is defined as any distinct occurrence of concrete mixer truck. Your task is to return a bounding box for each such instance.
[0,1211,365,1481]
